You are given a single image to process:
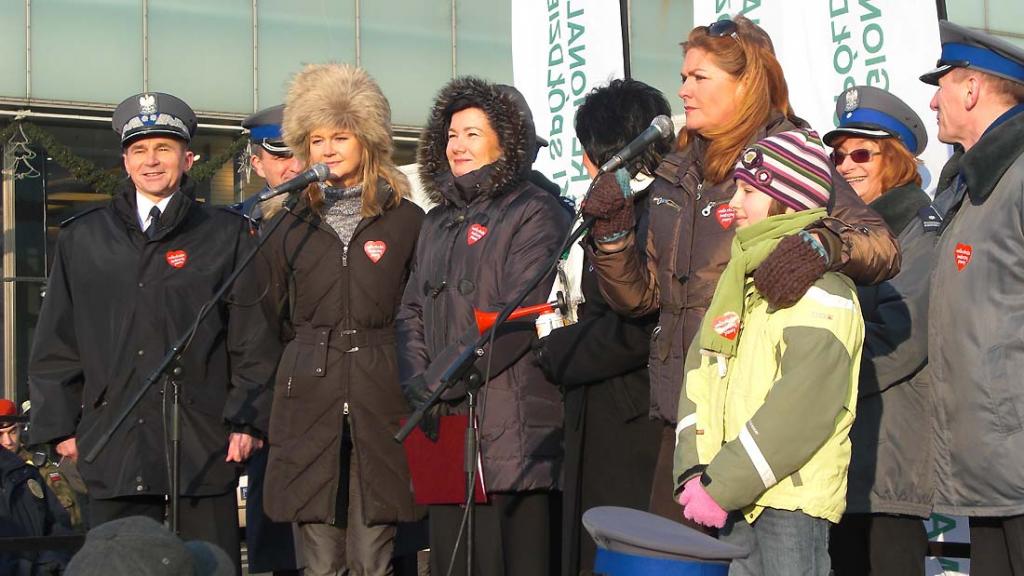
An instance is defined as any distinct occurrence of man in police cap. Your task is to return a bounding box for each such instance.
[0,399,86,530]
[28,92,280,573]
[920,20,1024,573]
[234,104,301,231]
[234,105,304,576]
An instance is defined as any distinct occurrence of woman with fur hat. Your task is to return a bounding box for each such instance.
[674,130,864,575]
[395,77,570,576]
[261,63,424,576]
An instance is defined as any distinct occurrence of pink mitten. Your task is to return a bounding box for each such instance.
[677,477,728,528]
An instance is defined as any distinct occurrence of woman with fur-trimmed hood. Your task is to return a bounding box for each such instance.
[396,77,570,575]
[261,63,424,576]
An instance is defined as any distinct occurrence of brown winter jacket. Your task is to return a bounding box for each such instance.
[262,182,424,525]
[588,114,901,423]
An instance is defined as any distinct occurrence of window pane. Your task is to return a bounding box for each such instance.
[455,0,513,83]
[361,0,451,127]
[0,0,26,99]
[148,0,253,113]
[945,0,985,29]
[630,0,691,116]
[987,0,1024,49]
[31,0,142,104]
[257,0,357,109]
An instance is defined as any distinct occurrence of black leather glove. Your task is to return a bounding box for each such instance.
[754,231,829,309]
[582,170,634,243]
[400,374,441,441]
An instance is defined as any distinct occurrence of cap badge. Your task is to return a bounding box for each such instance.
[139,94,157,115]
[844,88,859,112]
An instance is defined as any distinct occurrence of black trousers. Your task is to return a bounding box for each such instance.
[429,491,558,576]
[562,384,660,576]
[970,515,1024,575]
[830,513,927,576]
[88,492,241,575]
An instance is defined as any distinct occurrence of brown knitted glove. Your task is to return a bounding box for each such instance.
[754,231,829,309]
[582,171,634,243]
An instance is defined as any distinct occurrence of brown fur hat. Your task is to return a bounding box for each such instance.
[283,63,394,166]
[282,63,409,214]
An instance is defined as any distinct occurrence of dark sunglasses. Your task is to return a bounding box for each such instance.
[706,18,740,41]
[830,148,880,165]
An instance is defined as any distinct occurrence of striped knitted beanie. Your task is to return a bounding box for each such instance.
[733,129,833,211]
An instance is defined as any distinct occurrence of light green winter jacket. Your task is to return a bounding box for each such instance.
[674,272,864,523]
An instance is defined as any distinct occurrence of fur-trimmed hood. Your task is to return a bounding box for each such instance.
[417,77,538,204]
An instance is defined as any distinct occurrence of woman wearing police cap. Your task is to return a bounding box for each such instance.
[823,85,936,576]
[260,63,423,576]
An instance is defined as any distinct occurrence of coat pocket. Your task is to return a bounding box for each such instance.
[984,342,1024,436]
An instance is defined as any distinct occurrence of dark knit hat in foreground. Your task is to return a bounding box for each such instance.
[734,129,833,211]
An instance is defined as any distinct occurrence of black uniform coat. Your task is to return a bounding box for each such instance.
[262,184,424,525]
[28,180,279,499]
[0,448,70,575]
[847,183,937,518]
[534,195,661,576]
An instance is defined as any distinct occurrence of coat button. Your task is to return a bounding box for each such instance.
[135,475,143,482]
[138,282,144,288]
[315,368,323,373]
[136,485,144,492]
[137,418,144,425]
[137,349,145,356]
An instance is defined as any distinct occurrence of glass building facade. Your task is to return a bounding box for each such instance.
[0,0,1018,400]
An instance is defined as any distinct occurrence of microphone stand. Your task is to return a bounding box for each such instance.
[395,175,612,576]
[84,192,302,534]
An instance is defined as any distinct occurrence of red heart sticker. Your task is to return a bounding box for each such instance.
[713,311,741,341]
[954,243,972,271]
[467,223,489,246]
[165,250,188,269]
[715,205,736,229]
[363,240,387,263]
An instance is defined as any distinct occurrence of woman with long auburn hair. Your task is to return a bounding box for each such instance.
[580,15,900,522]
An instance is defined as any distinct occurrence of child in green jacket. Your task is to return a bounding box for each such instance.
[674,129,864,575]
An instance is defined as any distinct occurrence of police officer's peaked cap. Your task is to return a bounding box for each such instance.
[112,92,197,146]
[242,104,291,156]
[824,86,928,156]
[582,506,746,564]
[921,20,1024,86]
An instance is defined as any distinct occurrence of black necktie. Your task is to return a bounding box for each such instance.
[146,206,162,239]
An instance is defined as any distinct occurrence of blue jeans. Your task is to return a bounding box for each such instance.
[720,508,831,576]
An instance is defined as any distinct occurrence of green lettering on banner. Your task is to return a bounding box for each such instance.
[938,557,961,571]
[926,513,957,540]
[828,0,890,122]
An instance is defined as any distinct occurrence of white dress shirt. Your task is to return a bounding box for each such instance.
[136,192,175,231]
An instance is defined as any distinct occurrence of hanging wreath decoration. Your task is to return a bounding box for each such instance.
[0,122,248,196]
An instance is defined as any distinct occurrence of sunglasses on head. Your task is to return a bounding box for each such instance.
[706,18,740,41]
[830,148,880,165]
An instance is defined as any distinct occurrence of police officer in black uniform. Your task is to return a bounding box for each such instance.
[27,92,280,575]
[235,105,304,576]
[0,407,71,575]
[234,104,301,230]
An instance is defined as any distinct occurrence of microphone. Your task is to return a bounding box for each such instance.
[598,115,675,174]
[257,163,331,201]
